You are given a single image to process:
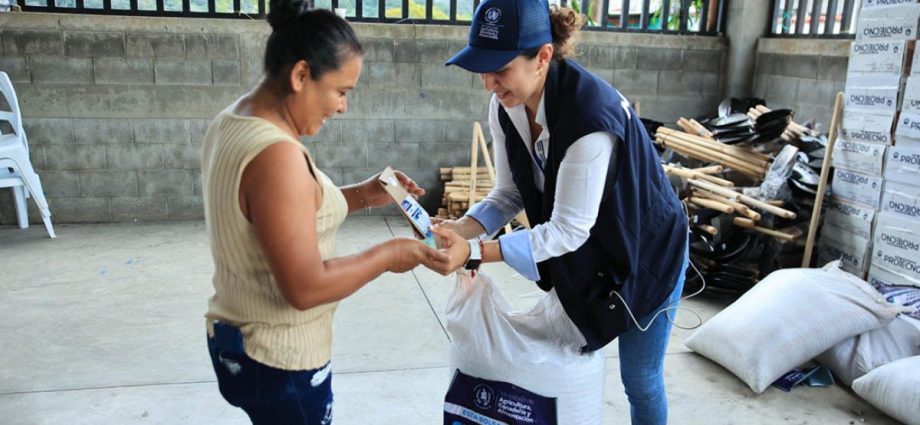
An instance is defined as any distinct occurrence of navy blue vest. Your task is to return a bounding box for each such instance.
[498,59,688,352]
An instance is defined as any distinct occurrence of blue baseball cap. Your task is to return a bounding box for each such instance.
[445,0,553,73]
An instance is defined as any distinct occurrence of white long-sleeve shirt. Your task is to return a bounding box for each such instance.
[466,93,618,281]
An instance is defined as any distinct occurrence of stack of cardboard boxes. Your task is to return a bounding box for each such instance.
[819,0,920,290]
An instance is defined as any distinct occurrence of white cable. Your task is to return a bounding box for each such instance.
[610,257,706,333]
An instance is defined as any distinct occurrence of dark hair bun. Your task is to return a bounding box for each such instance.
[267,0,310,31]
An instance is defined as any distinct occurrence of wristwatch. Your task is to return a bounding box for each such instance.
[464,239,482,270]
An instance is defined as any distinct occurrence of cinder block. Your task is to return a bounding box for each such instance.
[111,197,168,222]
[394,39,419,63]
[365,63,420,88]
[681,49,723,72]
[444,120,479,144]
[612,69,658,96]
[658,71,703,96]
[342,119,395,144]
[29,145,47,170]
[212,60,241,85]
[586,67,614,84]
[0,57,30,83]
[106,145,164,170]
[310,142,368,169]
[73,119,134,144]
[44,145,106,171]
[38,171,80,197]
[30,56,93,84]
[185,34,239,60]
[133,119,190,144]
[64,31,125,57]
[16,85,158,119]
[394,119,445,143]
[137,170,196,197]
[775,54,819,79]
[193,170,202,196]
[79,170,138,197]
[301,119,342,144]
[362,38,396,63]
[754,53,779,76]
[637,48,682,71]
[766,75,801,105]
[419,142,470,169]
[93,58,155,85]
[421,63,468,89]
[151,86,242,118]
[126,33,185,58]
[189,119,211,146]
[367,142,420,169]
[415,40,453,63]
[23,118,74,145]
[164,144,202,169]
[818,55,848,82]
[1,29,63,56]
[154,59,212,85]
[166,196,204,221]
[48,197,111,223]
[583,45,637,70]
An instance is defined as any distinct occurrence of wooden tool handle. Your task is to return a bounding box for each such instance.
[802,92,844,267]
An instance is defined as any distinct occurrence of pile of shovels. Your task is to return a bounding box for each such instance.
[654,98,829,299]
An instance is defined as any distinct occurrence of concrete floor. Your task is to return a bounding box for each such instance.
[0,217,900,425]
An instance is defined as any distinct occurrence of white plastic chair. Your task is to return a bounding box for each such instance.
[0,71,55,238]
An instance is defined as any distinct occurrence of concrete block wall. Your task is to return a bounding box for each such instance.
[0,12,726,223]
[753,38,851,132]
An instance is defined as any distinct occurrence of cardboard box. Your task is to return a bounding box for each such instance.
[895,135,920,147]
[896,111,920,140]
[840,109,896,145]
[846,40,909,77]
[855,4,920,42]
[831,168,885,207]
[825,196,877,239]
[901,76,920,113]
[869,264,920,292]
[874,211,920,260]
[872,213,920,282]
[863,0,920,11]
[818,224,871,277]
[881,182,920,219]
[832,139,888,175]
[845,86,901,113]
[885,145,920,184]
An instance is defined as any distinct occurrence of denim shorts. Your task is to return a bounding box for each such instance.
[207,321,333,425]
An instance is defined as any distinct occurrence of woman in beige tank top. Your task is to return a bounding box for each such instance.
[201,3,449,424]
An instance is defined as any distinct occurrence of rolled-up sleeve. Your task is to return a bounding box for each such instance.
[465,95,524,235]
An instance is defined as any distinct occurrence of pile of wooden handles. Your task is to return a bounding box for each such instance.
[437,167,491,219]
[655,127,770,180]
[664,164,801,241]
[676,117,714,139]
[746,105,815,143]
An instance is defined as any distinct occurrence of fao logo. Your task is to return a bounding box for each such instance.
[472,384,495,410]
[894,152,900,159]
[484,7,502,23]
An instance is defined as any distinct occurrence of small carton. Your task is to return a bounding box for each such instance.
[896,111,920,140]
[831,168,885,207]
[885,145,920,184]
[869,263,920,290]
[832,138,888,175]
[378,167,436,247]
[901,76,920,113]
[845,86,901,113]
[825,196,877,239]
[855,4,920,42]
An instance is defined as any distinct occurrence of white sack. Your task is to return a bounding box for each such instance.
[817,315,920,386]
[852,355,920,425]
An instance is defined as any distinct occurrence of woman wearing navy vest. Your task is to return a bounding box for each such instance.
[429,0,689,423]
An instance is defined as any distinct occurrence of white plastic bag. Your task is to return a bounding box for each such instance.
[817,315,920,386]
[852,355,920,425]
[444,271,605,425]
[685,261,903,393]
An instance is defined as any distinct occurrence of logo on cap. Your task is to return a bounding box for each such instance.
[484,7,502,23]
